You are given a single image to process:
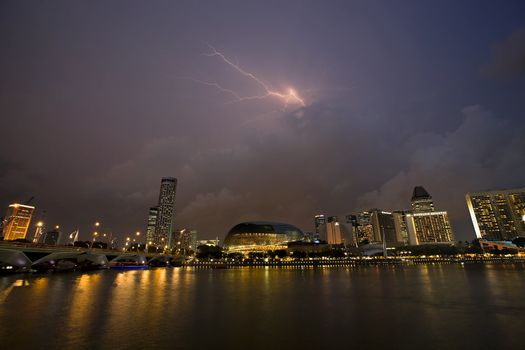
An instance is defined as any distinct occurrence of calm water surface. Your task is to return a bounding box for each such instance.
[1,264,524,350]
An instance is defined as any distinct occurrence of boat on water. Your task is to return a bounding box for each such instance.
[110,254,149,270]
[32,251,109,272]
[0,249,32,274]
[148,255,184,268]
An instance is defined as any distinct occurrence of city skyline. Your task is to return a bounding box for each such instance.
[1,1,525,242]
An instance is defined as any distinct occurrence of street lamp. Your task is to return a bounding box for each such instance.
[91,222,101,248]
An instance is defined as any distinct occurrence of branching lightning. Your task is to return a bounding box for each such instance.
[190,44,306,108]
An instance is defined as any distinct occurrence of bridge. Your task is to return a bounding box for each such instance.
[0,241,163,262]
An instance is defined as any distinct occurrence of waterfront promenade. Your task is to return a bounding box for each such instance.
[2,241,524,270]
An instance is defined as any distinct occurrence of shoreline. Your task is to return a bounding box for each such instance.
[186,256,525,268]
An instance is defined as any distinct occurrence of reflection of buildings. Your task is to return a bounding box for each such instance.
[146,177,177,248]
[2,204,35,240]
[405,186,454,245]
[466,188,525,240]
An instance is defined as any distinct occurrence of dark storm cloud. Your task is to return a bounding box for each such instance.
[357,105,525,237]
[482,27,525,79]
[91,101,524,240]
[1,1,525,241]
[0,158,42,202]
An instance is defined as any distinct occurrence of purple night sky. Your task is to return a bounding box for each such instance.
[1,1,525,242]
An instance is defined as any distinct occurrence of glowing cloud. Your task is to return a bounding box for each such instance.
[192,44,306,108]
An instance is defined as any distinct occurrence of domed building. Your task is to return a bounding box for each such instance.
[224,222,305,252]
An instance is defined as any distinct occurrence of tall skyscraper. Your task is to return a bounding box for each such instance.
[32,221,45,243]
[2,203,35,241]
[406,186,454,245]
[146,206,159,245]
[466,188,525,240]
[173,228,198,253]
[154,177,177,247]
[325,216,344,245]
[314,214,326,238]
[351,211,374,244]
[411,186,435,213]
[392,211,409,244]
[370,209,398,243]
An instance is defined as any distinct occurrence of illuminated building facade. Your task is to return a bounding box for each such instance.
[405,211,454,244]
[224,222,304,252]
[351,211,374,244]
[466,188,525,240]
[326,216,343,245]
[149,177,177,247]
[2,204,35,241]
[32,221,45,243]
[197,238,220,247]
[404,186,454,245]
[174,228,197,253]
[146,206,159,245]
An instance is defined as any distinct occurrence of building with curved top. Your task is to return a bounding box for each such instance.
[224,222,304,252]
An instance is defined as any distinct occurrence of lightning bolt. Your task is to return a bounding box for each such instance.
[181,78,243,100]
[192,44,306,108]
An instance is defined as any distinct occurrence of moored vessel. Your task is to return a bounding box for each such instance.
[110,254,149,270]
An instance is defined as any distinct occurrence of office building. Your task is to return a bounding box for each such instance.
[392,211,409,244]
[147,177,177,248]
[314,214,326,240]
[466,188,525,240]
[341,214,358,247]
[405,186,454,245]
[32,221,45,243]
[326,216,344,245]
[411,186,435,213]
[174,228,198,253]
[405,211,454,245]
[2,204,35,241]
[349,211,374,244]
[370,209,398,243]
[146,206,159,245]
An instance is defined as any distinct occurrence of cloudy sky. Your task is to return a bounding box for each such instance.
[1,1,524,242]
